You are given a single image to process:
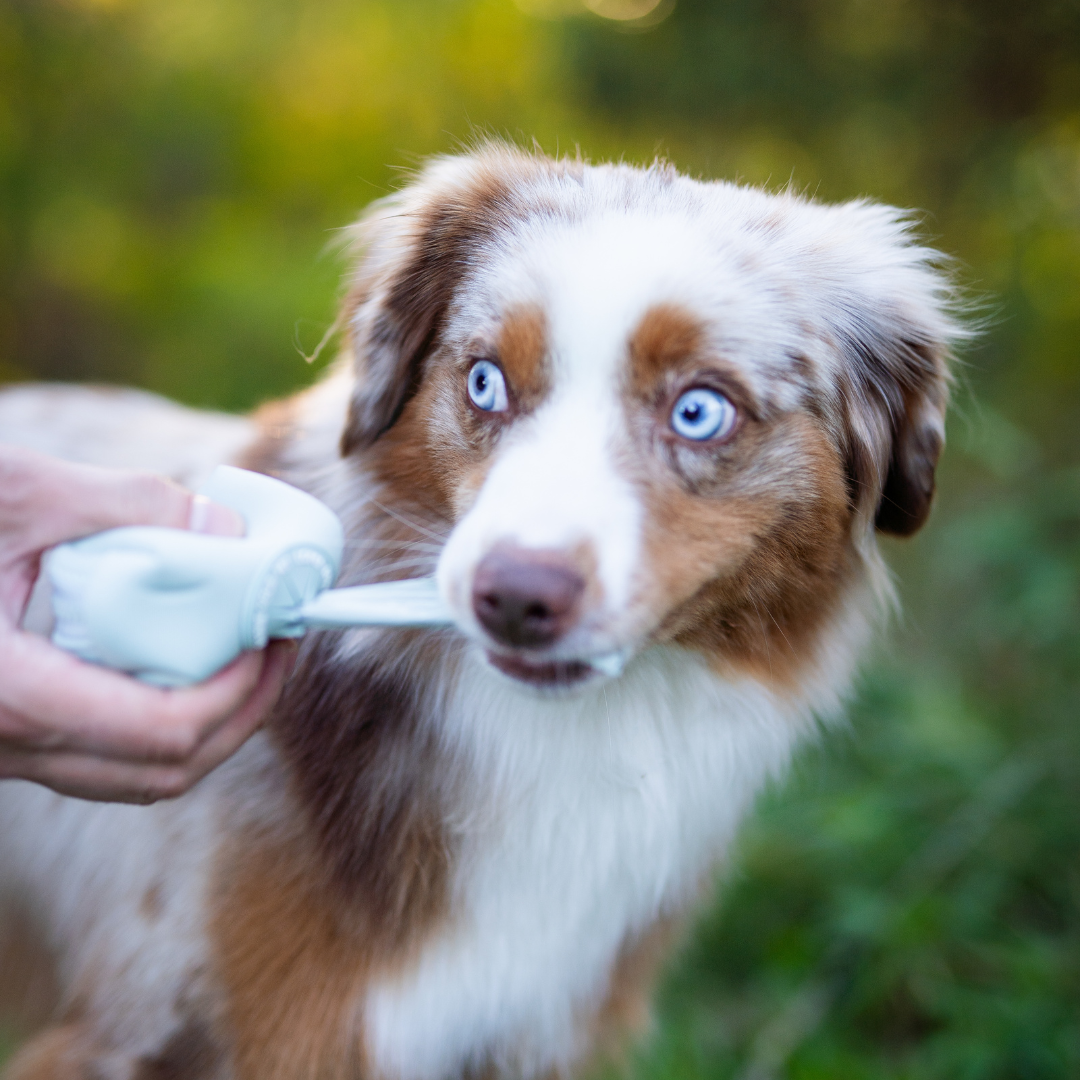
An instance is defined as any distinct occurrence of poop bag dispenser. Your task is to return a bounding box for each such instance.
[49,467,345,687]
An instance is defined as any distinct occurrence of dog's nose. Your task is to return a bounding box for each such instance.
[472,548,585,649]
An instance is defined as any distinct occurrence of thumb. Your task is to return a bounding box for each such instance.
[80,469,245,538]
[1,445,244,551]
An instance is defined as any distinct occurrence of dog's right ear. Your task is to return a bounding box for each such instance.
[339,148,554,456]
[801,198,964,539]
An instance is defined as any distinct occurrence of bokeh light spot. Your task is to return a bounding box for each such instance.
[583,0,668,20]
[513,0,673,22]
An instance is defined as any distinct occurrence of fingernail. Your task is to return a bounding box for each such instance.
[188,495,246,537]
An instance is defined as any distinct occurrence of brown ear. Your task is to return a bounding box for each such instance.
[873,380,946,536]
[840,334,951,539]
[803,199,961,539]
[339,147,565,455]
[340,198,476,455]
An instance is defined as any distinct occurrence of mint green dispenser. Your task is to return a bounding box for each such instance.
[48,466,452,687]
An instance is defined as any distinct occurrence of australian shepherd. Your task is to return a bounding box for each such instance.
[0,144,959,1080]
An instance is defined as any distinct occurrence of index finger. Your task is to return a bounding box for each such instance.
[0,629,267,764]
[0,444,243,554]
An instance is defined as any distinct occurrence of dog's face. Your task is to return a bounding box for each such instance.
[340,148,956,691]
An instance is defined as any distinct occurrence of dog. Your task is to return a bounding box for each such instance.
[0,144,959,1080]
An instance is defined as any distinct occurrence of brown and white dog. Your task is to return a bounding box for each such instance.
[0,144,959,1080]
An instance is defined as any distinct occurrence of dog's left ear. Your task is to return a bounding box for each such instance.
[871,358,949,536]
[815,202,961,538]
[339,147,560,455]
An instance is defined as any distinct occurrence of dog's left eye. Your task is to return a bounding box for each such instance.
[468,360,509,412]
[670,388,736,442]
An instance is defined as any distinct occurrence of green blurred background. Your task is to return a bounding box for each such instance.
[1,0,1078,1075]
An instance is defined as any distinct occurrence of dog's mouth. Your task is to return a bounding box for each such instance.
[484,649,627,688]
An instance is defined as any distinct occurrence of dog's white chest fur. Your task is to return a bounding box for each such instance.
[363,646,809,1080]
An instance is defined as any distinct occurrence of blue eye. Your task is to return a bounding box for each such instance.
[670,388,736,442]
[468,360,509,412]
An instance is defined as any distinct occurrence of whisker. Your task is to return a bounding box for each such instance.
[342,537,443,553]
[751,596,774,680]
[366,551,441,570]
[369,499,449,544]
[763,604,799,660]
[368,558,440,575]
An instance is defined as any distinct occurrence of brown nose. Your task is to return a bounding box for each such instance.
[472,548,586,649]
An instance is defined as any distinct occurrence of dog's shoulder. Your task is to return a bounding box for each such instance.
[0,382,255,486]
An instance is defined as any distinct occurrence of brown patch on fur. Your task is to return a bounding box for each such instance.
[621,304,857,689]
[631,413,856,690]
[210,832,371,1080]
[626,302,763,428]
[366,369,463,523]
[627,303,707,401]
[493,304,551,413]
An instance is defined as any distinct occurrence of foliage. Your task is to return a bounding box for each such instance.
[1,0,1078,1075]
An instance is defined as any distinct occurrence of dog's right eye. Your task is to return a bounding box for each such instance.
[468,360,509,412]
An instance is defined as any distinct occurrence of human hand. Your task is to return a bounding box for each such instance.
[0,444,295,803]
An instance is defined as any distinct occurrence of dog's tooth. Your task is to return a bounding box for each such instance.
[591,652,627,678]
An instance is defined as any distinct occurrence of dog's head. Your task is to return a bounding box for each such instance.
[338,146,959,692]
